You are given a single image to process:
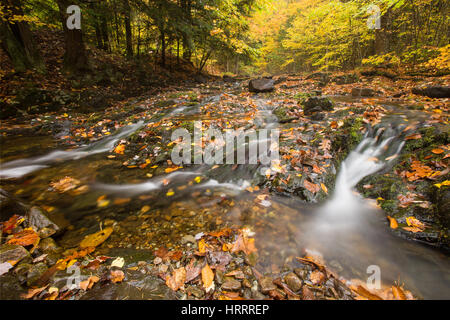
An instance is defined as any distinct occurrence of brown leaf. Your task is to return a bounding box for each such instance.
[310,270,326,285]
[304,180,320,194]
[80,275,100,290]
[392,286,406,300]
[166,267,186,291]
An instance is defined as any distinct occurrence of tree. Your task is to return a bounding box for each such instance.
[0,0,45,72]
[56,0,89,73]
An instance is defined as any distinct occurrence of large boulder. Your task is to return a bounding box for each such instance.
[249,78,275,93]
[412,85,450,98]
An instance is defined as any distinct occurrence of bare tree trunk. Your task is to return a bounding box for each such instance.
[124,0,133,57]
[57,0,89,73]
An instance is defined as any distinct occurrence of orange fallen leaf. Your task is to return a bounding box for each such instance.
[387,216,398,229]
[80,275,100,290]
[79,227,113,248]
[304,180,320,194]
[201,264,215,292]
[114,144,126,154]
[431,148,444,154]
[7,228,39,247]
[110,270,125,283]
[166,267,186,291]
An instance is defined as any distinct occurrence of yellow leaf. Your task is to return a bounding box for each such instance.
[114,144,126,154]
[166,189,175,196]
[320,183,328,194]
[80,227,113,249]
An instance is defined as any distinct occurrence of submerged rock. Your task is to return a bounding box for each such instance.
[0,244,30,265]
[284,272,303,292]
[412,85,450,98]
[80,270,176,300]
[249,78,275,93]
[26,206,63,237]
[259,277,276,294]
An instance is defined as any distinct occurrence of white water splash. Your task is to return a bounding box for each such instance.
[0,121,145,179]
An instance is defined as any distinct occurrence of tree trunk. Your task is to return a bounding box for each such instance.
[124,0,133,57]
[0,0,45,73]
[57,0,89,73]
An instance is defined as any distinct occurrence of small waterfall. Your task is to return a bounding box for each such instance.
[0,121,145,179]
[298,125,450,299]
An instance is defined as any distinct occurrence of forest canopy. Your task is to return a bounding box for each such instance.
[0,0,449,75]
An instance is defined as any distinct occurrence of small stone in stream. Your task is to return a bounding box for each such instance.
[187,285,204,298]
[215,269,224,285]
[249,78,275,93]
[181,235,196,244]
[38,238,61,254]
[311,112,325,121]
[259,277,276,294]
[412,85,450,98]
[284,272,303,292]
[242,278,252,288]
[0,244,30,265]
[27,262,48,286]
[351,87,376,97]
[13,263,32,281]
[222,279,242,291]
[269,288,286,300]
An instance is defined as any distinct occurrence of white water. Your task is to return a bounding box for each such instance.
[0,121,145,179]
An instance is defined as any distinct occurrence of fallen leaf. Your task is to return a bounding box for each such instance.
[111,257,125,268]
[110,270,125,283]
[7,228,39,247]
[304,180,320,194]
[79,227,113,248]
[387,216,398,229]
[166,267,186,291]
[201,264,215,292]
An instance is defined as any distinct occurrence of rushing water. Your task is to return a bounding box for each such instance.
[0,95,449,299]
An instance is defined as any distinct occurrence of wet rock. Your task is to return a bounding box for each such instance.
[305,72,330,82]
[284,272,303,292]
[0,244,30,265]
[351,87,377,97]
[412,85,450,98]
[187,285,204,298]
[0,189,28,221]
[26,206,62,237]
[27,262,48,286]
[436,188,450,229]
[222,279,242,291]
[0,273,27,299]
[81,270,176,300]
[302,97,334,115]
[259,277,276,294]
[38,238,62,254]
[249,78,275,93]
[223,75,235,83]
[274,76,287,85]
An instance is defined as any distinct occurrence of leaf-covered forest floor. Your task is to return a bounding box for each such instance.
[1,32,449,300]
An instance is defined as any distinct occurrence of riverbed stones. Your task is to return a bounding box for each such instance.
[412,85,450,98]
[38,237,61,254]
[0,244,30,265]
[249,78,275,93]
[259,276,276,294]
[221,279,242,291]
[284,272,303,292]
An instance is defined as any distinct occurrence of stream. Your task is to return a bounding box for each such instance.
[1,87,449,299]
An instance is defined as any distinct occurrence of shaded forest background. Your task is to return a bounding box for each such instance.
[0,0,448,118]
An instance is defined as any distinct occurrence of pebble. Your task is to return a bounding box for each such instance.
[284,272,303,292]
[221,279,242,291]
[259,277,276,294]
